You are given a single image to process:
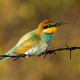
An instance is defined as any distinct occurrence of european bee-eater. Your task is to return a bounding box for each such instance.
[0,20,67,61]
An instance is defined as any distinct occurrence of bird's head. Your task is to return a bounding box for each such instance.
[36,20,67,35]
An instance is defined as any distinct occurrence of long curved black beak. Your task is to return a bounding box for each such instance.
[55,22,68,27]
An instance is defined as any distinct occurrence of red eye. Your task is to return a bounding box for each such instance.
[48,24,51,27]
[44,24,52,29]
[48,25,50,27]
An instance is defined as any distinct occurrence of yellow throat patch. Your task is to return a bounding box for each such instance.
[43,27,58,34]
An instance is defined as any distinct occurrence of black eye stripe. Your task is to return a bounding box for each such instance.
[44,25,49,29]
[44,24,56,29]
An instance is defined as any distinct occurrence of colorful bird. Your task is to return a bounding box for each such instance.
[0,20,67,62]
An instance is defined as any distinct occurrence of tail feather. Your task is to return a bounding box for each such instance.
[0,56,11,62]
[0,47,16,62]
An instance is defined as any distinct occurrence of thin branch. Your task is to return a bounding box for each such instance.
[42,44,80,60]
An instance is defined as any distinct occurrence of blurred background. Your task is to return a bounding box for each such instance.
[0,0,80,80]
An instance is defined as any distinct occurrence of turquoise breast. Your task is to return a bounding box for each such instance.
[41,33,53,47]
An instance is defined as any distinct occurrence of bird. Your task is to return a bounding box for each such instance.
[0,20,67,62]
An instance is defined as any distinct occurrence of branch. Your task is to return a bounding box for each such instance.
[42,44,80,60]
[0,44,80,61]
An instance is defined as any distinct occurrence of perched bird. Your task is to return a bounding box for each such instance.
[0,20,67,62]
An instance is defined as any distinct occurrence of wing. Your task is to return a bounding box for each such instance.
[15,30,36,47]
[11,35,41,55]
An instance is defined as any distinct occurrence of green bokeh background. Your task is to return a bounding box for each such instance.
[0,0,80,80]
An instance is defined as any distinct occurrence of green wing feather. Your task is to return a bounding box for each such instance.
[14,35,41,54]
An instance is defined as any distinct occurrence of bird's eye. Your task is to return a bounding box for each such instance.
[48,24,53,27]
[48,24,50,27]
[44,24,52,29]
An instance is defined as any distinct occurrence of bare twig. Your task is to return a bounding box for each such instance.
[42,45,80,59]
[42,48,48,61]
